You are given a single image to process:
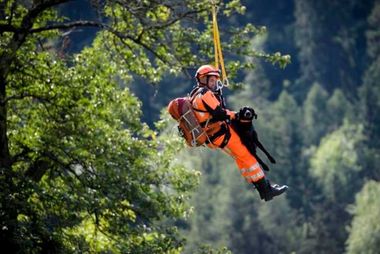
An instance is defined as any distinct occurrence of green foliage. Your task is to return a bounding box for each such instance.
[366,2,380,59]
[182,148,235,253]
[326,89,355,132]
[358,1,380,182]
[293,0,365,98]
[346,180,380,254]
[256,197,305,253]
[267,91,302,180]
[302,83,329,146]
[5,40,200,252]
[310,122,365,201]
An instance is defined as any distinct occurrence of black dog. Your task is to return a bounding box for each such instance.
[232,107,276,171]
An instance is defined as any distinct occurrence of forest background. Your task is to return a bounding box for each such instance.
[0,0,379,253]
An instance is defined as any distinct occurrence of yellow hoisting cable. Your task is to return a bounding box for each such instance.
[211,0,229,86]
[212,3,219,69]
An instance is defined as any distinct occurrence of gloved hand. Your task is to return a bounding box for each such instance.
[238,106,257,121]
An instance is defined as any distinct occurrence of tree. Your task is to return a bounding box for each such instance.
[228,34,273,103]
[265,91,307,207]
[242,0,298,100]
[307,122,365,253]
[346,180,380,254]
[182,148,234,253]
[310,121,365,202]
[358,1,380,182]
[302,83,329,147]
[1,30,201,253]
[293,0,371,99]
[325,89,355,132]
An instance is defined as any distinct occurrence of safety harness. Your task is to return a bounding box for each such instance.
[190,87,231,148]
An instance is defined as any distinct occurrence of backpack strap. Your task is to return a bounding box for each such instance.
[189,87,209,115]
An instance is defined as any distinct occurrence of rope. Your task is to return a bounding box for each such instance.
[211,0,229,87]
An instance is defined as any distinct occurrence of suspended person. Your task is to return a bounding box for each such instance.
[189,65,288,201]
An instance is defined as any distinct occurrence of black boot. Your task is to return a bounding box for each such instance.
[253,178,288,201]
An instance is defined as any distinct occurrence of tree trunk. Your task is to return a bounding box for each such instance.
[0,73,10,169]
[0,71,19,254]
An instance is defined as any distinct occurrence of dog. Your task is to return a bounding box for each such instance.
[231,107,276,171]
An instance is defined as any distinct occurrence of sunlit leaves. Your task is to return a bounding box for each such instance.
[346,180,380,254]
[310,122,365,201]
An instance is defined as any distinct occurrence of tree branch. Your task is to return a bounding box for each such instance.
[24,158,51,182]
[1,92,51,105]
[31,19,174,65]
[0,0,70,78]
[10,144,32,165]
[0,24,18,34]
[30,20,106,33]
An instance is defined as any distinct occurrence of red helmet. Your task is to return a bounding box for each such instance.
[195,65,220,85]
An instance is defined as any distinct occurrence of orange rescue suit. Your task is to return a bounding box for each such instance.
[190,87,265,183]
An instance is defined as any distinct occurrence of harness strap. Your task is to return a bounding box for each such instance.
[218,125,231,148]
[193,107,208,113]
[206,123,231,148]
[200,118,218,128]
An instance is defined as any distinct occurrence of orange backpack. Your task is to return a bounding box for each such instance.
[167,97,209,147]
